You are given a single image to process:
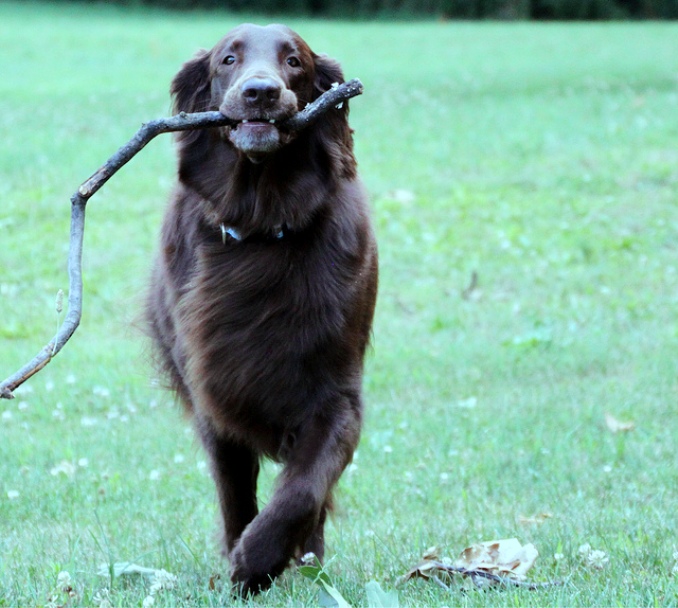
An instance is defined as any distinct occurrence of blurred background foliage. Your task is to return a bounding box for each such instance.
[24,0,678,19]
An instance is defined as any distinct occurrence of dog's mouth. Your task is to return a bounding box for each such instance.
[226,116,293,160]
[231,117,280,131]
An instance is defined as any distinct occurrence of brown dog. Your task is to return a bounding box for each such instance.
[146,24,378,594]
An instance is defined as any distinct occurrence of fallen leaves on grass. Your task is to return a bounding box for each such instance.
[97,562,177,606]
[518,512,553,526]
[459,538,539,579]
[49,458,89,479]
[399,539,560,591]
[97,562,175,582]
[604,412,635,433]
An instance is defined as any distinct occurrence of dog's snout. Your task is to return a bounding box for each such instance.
[241,78,281,107]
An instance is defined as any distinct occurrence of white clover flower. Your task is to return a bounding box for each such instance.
[93,386,110,398]
[57,571,72,592]
[587,550,609,569]
[93,589,112,608]
[578,543,609,570]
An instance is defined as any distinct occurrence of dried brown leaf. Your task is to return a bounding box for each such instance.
[518,512,553,526]
[422,546,441,561]
[455,538,539,580]
[209,573,221,591]
[397,559,437,584]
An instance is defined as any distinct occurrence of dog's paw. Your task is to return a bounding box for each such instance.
[229,541,278,596]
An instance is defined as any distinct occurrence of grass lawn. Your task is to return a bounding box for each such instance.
[1,2,678,605]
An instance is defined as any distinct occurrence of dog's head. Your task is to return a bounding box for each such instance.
[171,24,346,161]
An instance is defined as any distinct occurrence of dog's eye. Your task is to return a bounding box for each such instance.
[286,56,301,68]
[223,55,236,65]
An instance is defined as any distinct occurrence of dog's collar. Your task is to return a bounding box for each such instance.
[220,223,286,244]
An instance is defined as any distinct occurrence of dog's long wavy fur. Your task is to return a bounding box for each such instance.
[146,24,378,595]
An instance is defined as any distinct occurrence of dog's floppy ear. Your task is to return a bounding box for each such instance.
[313,53,345,99]
[311,53,355,178]
[171,49,211,114]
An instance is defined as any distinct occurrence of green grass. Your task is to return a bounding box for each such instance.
[2,2,678,605]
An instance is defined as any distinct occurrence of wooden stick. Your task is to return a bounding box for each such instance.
[0,79,364,399]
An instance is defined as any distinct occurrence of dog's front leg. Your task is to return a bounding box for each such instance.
[195,415,260,554]
[229,400,361,595]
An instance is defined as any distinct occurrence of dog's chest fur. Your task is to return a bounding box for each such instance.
[162,184,372,455]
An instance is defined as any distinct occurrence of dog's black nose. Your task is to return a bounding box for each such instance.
[241,78,281,107]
